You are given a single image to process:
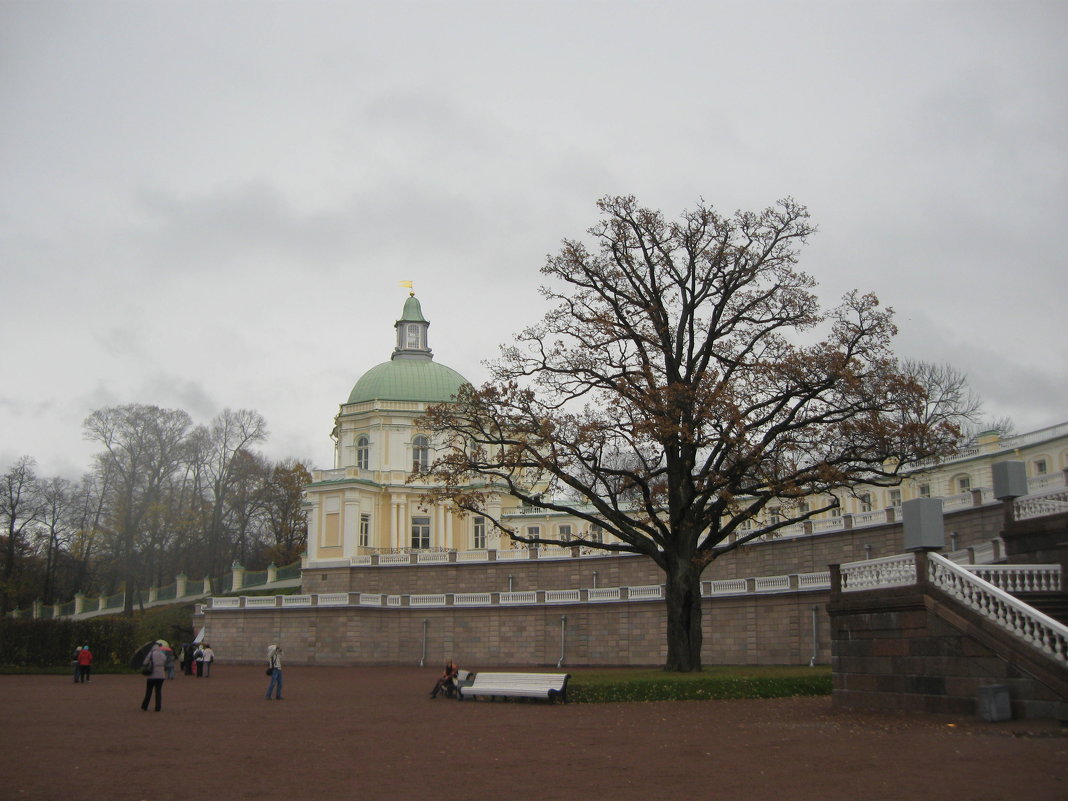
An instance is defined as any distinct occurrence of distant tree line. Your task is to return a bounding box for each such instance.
[0,404,311,616]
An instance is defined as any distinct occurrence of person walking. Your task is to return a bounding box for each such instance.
[201,644,215,678]
[77,645,93,683]
[140,642,167,712]
[264,644,283,700]
[194,644,205,677]
[72,646,83,683]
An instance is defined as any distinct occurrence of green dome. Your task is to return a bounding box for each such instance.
[347,359,469,404]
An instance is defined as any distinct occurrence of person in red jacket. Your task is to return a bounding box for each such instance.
[77,645,93,683]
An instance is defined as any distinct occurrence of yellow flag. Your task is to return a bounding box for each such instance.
[398,280,414,289]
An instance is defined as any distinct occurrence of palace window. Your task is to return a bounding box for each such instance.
[359,514,371,547]
[1033,458,1048,475]
[473,516,486,550]
[412,436,430,471]
[558,524,573,542]
[889,489,902,508]
[589,524,603,543]
[411,516,431,549]
[526,525,540,549]
[956,475,971,493]
[859,493,872,513]
[918,483,931,498]
[356,436,370,470]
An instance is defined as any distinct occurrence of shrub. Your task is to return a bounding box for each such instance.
[568,667,832,703]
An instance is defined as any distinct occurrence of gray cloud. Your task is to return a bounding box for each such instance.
[2,1,1065,480]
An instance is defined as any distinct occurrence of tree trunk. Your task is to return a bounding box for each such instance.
[663,556,703,672]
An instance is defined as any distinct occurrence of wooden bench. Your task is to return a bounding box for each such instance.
[458,671,571,703]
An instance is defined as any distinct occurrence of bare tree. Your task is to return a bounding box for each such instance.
[420,196,971,671]
[37,476,76,603]
[0,456,42,614]
[195,409,268,586]
[83,404,192,614]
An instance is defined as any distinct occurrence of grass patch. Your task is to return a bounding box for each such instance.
[567,665,831,703]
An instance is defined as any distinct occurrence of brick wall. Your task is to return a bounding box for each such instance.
[199,589,832,668]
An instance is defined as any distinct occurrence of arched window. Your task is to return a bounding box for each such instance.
[412,435,429,471]
[356,435,370,470]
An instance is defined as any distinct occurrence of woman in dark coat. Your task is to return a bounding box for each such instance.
[141,642,167,711]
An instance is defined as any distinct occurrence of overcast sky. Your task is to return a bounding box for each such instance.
[2,1,1066,480]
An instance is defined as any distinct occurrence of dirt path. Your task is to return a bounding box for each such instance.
[2,666,1064,801]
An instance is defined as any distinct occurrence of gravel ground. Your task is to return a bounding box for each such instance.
[2,666,1065,801]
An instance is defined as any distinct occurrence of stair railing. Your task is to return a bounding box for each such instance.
[927,552,1068,667]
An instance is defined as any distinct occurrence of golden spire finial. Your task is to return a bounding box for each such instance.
[398,280,414,296]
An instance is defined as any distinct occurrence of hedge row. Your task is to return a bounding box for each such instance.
[568,672,832,703]
[0,604,196,669]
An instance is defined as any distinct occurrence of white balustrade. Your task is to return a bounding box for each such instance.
[627,584,663,601]
[359,593,382,606]
[494,549,531,562]
[962,564,1062,593]
[1015,488,1068,521]
[243,596,277,609]
[349,555,373,567]
[706,579,747,595]
[317,592,350,607]
[210,597,241,609]
[454,592,493,605]
[416,552,450,565]
[499,591,537,605]
[754,575,790,593]
[941,492,974,510]
[811,518,844,533]
[282,595,312,607]
[456,550,490,563]
[386,595,402,606]
[379,553,412,566]
[928,553,1068,666]
[410,593,447,607]
[545,589,581,604]
[587,587,622,602]
[840,553,917,592]
[798,572,831,590]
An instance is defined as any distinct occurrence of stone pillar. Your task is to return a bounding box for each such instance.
[267,563,278,584]
[148,585,159,604]
[32,599,42,619]
[231,562,245,592]
[176,573,188,598]
[74,593,85,615]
